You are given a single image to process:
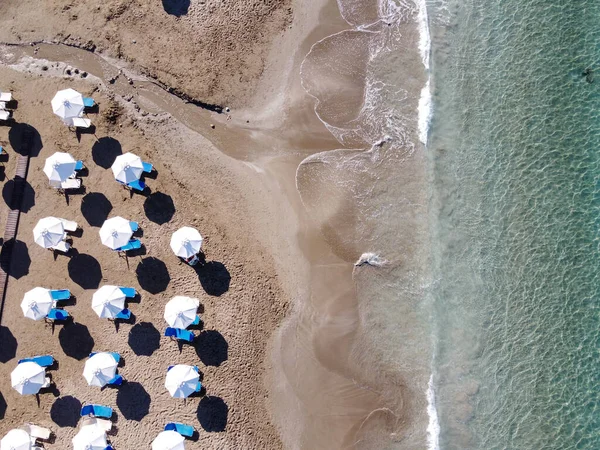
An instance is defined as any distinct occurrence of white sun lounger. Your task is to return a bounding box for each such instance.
[81,417,112,432]
[23,424,51,441]
[0,102,5,110]
[0,110,11,121]
[58,218,78,232]
[50,241,70,253]
[60,178,81,190]
[71,117,91,128]
[0,92,12,102]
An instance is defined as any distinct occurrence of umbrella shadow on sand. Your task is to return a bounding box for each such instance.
[50,396,81,427]
[128,322,161,356]
[0,326,17,363]
[2,177,35,212]
[143,192,175,225]
[194,261,230,296]
[116,382,151,421]
[194,330,228,367]
[81,192,113,226]
[0,391,6,419]
[197,396,228,432]
[92,137,122,169]
[162,0,190,16]
[136,257,170,294]
[1,239,31,280]
[58,323,94,360]
[68,251,102,289]
[8,123,43,157]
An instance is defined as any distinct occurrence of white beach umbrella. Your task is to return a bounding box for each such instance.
[11,362,46,395]
[91,285,126,319]
[83,353,118,387]
[72,424,107,450]
[33,217,65,249]
[43,152,77,186]
[170,227,203,259]
[151,430,185,450]
[164,296,199,329]
[99,216,133,250]
[51,88,84,120]
[1,429,32,450]
[21,287,54,321]
[111,153,143,184]
[165,364,199,399]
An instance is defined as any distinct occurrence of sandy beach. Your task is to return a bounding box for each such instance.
[0,0,429,449]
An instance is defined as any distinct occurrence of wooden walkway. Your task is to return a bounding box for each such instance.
[0,130,33,319]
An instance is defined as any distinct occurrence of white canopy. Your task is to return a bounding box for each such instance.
[164,296,199,329]
[72,424,107,450]
[91,285,126,319]
[43,152,77,186]
[21,287,53,321]
[151,430,185,450]
[170,227,203,259]
[111,153,143,184]
[33,217,65,249]
[1,429,32,450]
[51,88,84,120]
[99,216,133,250]
[11,362,46,395]
[165,365,199,399]
[83,353,118,387]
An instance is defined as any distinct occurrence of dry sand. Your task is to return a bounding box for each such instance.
[0,0,292,107]
[0,69,288,448]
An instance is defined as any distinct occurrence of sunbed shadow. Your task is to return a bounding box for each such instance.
[1,239,30,280]
[2,177,35,212]
[92,137,122,169]
[8,123,43,157]
[0,391,6,419]
[81,192,113,227]
[50,395,81,427]
[197,396,228,432]
[58,322,94,360]
[136,257,170,294]
[116,382,151,421]
[128,322,160,356]
[195,261,230,296]
[64,184,86,205]
[75,125,96,142]
[68,251,102,289]
[194,330,228,367]
[0,166,6,182]
[162,0,190,16]
[113,312,135,332]
[0,326,17,363]
[143,192,175,225]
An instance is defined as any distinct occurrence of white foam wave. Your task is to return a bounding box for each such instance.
[416,0,431,69]
[426,374,441,450]
[419,78,432,145]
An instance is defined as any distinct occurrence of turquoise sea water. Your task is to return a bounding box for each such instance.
[428,0,600,448]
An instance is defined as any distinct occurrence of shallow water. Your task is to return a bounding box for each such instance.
[428,0,600,448]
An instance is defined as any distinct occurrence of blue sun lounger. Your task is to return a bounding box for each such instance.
[18,355,54,367]
[81,404,113,419]
[129,222,139,232]
[115,309,131,320]
[164,423,195,438]
[107,374,123,386]
[190,315,201,326]
[116,239,141,252]
[119,287,136,298]
[89,352,121,364]
[164,327,194,342]
[50,289,71,301]
[83,97,95,108]
[142,161,153,173]
[127,179,146,192]
[196,381,202,392]
[47,308,69,321]
[75,160,84,171]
